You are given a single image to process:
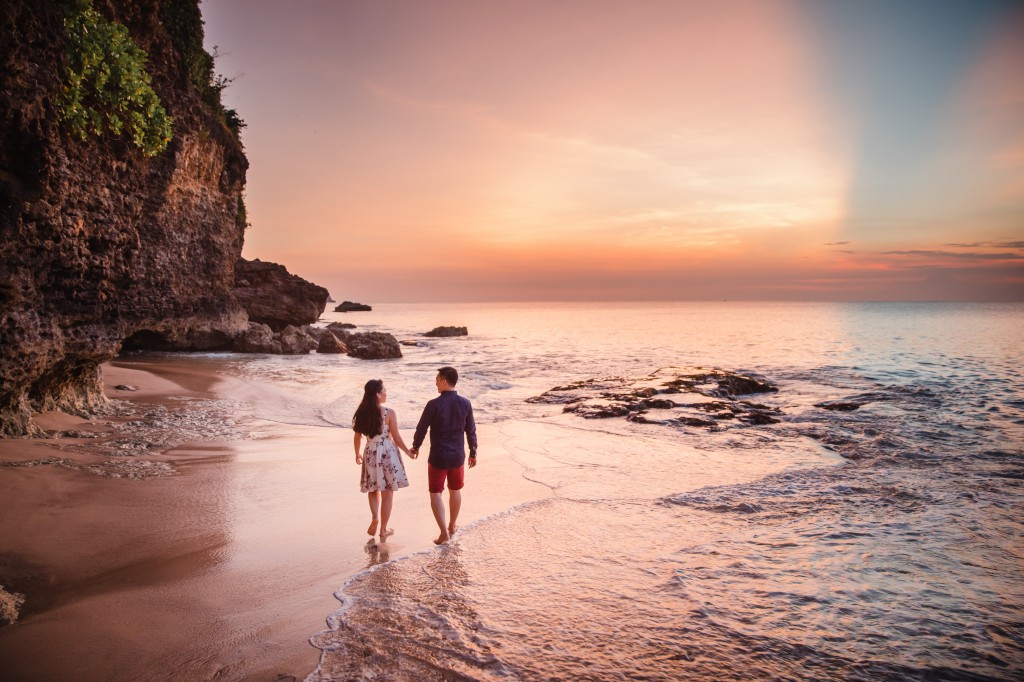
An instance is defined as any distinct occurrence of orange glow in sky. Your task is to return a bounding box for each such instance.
[203,0,1024,301]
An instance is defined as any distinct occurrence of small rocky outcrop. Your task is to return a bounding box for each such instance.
[527,367,782,429]
[327,322,356,331]
[335,301,372,312]
[316,331,347,354]
[424,326,468,337]
[234,258,329,332]
[278,325,318,355]
[345,332,402,360]
[233,322,280,354]
[233,322,320,355]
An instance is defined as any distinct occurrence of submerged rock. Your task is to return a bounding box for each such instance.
[528,366,784,431]
[816,400,863,412]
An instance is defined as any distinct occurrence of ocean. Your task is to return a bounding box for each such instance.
[181,302,1024,680]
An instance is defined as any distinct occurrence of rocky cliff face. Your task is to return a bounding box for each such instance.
[0,0,249,435]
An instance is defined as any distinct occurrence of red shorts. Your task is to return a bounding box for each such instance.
[427,463,465,493]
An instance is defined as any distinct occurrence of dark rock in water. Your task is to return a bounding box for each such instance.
[114,385,138,392]
[234,258,329,332]
[674,416,718,428]
[641,398,677,409]
[564,402,631,419]
[525,394,583,405]
[627,411,666,424]
[346,332,402,360]
[233,322,280,354]
[399,339,426,347]
[741,411,781,425]
[424,326,468,337]
[528,366,784,431]
[713,373,778,397]
[693,401,737,413]
[816,399,866,411]
[278,326,317,355]
[335,301,372,312]
[316,332,347,354]
[300,325,327,343]
[328,322,357,331]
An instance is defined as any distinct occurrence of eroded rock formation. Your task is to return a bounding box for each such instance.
[233,258,328,331]
[0,1,248,435]
[527,367,782,429]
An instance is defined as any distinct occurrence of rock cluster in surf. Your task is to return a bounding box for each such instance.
[527,367,782,428]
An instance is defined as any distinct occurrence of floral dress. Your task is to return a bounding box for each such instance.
[360,407,409,493]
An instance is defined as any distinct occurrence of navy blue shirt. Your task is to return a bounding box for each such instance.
[412,390,477,469]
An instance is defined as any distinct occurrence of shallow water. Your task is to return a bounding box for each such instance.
[130,302,1024,680]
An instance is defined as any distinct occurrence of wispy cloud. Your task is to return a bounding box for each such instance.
[881,249,1024,260]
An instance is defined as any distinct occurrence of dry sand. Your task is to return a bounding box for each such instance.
[0,358,549,681]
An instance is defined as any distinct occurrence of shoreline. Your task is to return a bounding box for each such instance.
[0,356,550,681]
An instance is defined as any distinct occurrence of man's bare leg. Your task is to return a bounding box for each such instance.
[430,492,450,544]
[367,491,380,536]
[448,489,462,537]
[379,490,395,539]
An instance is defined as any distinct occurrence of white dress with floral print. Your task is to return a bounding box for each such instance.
[360,407,409,493]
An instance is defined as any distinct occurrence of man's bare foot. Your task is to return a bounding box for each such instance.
[433,532,450,545]
[379,528,394,540]
[367,519,378,536]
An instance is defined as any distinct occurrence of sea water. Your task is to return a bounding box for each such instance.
[172,302,1024,680]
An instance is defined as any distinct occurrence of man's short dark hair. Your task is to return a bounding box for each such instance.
[438,366,458,386]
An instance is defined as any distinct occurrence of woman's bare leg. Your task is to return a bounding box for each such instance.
[379,490,395,539]
[367,491,380,536]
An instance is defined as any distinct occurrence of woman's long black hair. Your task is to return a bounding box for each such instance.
[353,379,384,437]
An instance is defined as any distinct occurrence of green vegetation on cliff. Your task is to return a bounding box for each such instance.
[57,0,173,156]
[160,0,246,139]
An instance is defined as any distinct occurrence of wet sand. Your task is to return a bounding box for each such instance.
[0,358,549,681]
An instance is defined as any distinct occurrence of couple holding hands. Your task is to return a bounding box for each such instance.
[352,366,477,546]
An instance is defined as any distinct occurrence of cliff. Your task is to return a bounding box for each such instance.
[0,0,249,435]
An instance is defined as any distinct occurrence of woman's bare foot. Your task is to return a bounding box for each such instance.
[448,524,458,537]
[433,532,450,545]
[367,519,378,536]
[379,528,394,540]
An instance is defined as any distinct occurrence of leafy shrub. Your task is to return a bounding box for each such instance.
[160,0,246,140]
[57,0,173,156]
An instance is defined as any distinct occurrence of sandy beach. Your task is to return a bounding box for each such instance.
[0,358,549,681]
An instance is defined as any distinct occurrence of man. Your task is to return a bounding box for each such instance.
[410,366,477,545]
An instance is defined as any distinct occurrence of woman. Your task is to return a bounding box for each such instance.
[352,379,410,541]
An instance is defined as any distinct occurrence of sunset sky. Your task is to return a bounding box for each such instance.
[201,0,1024,302]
